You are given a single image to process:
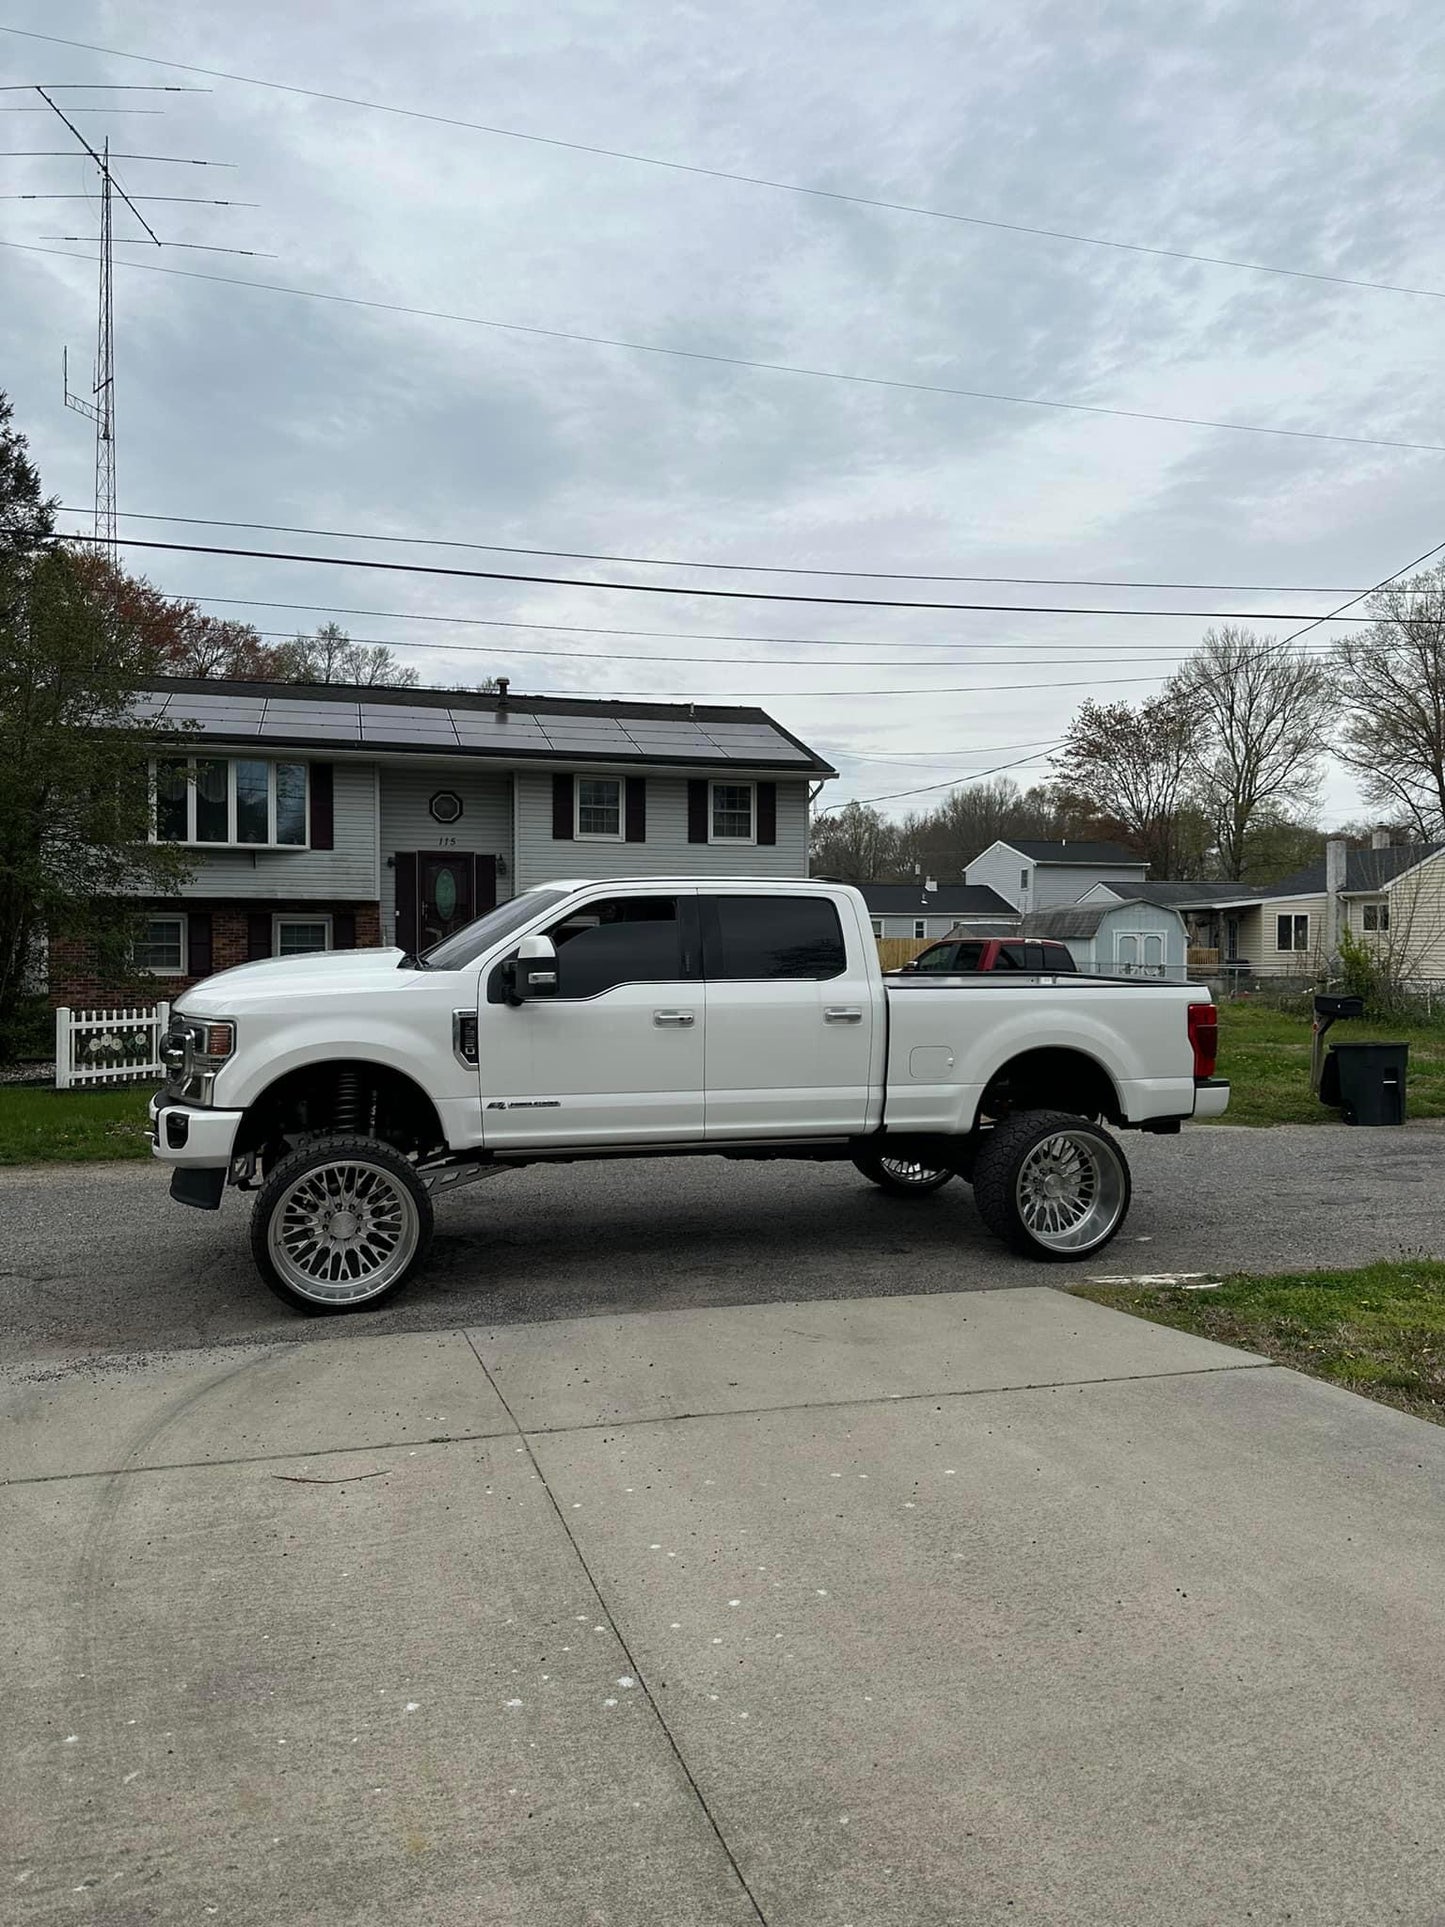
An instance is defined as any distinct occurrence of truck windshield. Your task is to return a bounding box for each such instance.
[418,888,568,971]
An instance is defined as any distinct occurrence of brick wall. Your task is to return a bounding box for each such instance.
[48,899,384,1006]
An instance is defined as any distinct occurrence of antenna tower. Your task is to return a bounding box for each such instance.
[7,82,260,565]
[62,137,116,555]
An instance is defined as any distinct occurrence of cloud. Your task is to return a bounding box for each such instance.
[5,0,1444,828]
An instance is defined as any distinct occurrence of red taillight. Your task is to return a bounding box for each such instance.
[1188,1002,1218,1080]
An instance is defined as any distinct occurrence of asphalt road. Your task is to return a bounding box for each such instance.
[3,1122,1445,1366]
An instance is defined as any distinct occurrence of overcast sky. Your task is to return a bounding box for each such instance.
[4,0,1444,825]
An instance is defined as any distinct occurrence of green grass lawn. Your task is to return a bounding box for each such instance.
[1209,999,1445,1125]
[1073,1261,1445,1426]
[0,1084,155,1165]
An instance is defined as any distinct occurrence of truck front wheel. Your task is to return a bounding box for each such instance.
[852,1152,956,1197]
[971,1111,1130,1261]
[251,1135,434,1314]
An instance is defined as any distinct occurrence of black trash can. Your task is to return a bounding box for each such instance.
[1321,1041,1409,1125]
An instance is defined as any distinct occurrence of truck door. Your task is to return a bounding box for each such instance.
[481,890,703,1148]
[701,892,875,1137]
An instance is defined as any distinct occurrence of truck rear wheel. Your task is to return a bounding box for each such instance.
[853,1152,956,1197]
[971,1111,1130,1261]
[251,1135,433,1314]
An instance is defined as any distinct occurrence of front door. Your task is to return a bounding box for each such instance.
[480,889,704,1148]
[417,853,496,950]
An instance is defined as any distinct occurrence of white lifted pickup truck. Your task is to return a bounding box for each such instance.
[150,877,1228,1313]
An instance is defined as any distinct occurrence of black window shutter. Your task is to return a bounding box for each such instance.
[187,911,213,977]
[247,912,272,961]
[687,779,710,844]
[756,781,777,847]
[333,910,356,950]
[552,773,575,840]
[309,763,334,850]
[625,776,647,843]
[394,852,419,954]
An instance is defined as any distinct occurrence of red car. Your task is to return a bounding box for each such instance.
[892,936,1078,975]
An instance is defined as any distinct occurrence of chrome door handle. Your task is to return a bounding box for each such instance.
[653,1009,696,1027]
[824,1006,863,1023]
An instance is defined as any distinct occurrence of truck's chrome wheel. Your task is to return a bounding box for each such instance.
[268,1159,420,1305]
[878,1156,951,1188]
[1014,1130,1125,1253]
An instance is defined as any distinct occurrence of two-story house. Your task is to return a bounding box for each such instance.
[50,676,835,1004]
[963,838,1149,912]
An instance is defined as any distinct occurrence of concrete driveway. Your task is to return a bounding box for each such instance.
[3,1120,1445,1362]
[6,1286,1445,1925]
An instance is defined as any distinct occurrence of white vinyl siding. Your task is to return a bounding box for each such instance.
[511,771,810,889]
[171,760,378,900]
[963,842,1150,911]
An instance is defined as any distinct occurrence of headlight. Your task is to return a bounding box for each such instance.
[164,1016,236,1101]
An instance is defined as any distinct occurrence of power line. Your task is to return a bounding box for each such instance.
[817,746,1060,811]
[133,586,1342,655]
[11,241,1443,458]
[230,624,1330,673]
[58,506,1400,592]
[1,152,237,163]
[7,23,1445,308]
[46,529,1413,619]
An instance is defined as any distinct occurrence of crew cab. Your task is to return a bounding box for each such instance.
[892,936,1078,976]
[150,878,1227,1314]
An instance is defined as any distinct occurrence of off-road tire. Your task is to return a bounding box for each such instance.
[251,1134,434,1315]
[971,1110,1131,1262]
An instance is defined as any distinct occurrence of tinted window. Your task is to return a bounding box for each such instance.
[548,896,683,998]
[710,896,846,981]
[911,942,957,972]
[995,944,1029,971]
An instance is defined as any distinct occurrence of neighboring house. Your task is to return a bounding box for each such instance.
[1084,836,1445,981]
[855,881,1019,941]
[1017,900,1191,980]
[964,838,1148,912]
[1223,839,1445,980]
[50,676,835,1004]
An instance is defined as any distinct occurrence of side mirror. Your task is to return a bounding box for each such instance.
[507,932,559,1003]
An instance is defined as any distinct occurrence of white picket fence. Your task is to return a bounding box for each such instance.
[54,1003,170,1091]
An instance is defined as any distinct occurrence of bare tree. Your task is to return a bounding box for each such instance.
[809,801,898,880]
[278,622,419,689]
[1172,626,1334,879]
[1052,694,1201,878]
[1335,567,1445,837]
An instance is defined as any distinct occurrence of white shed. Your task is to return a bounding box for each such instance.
[1021,898,1190,979]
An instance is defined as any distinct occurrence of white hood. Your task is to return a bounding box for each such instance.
[176,945,417,1015]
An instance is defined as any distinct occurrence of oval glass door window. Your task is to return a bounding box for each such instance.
[434,867,459,920]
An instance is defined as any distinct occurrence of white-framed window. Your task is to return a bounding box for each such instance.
[870,917,883,937]
[1019,869,1030,894]
[273,915,332,958]
[914,919,928,939]
[1276,913,1310,953]
[152,758,309,848]
[710,781,755,843]
[135,914,186,975]
[575,776,623,840]
[1363,901,1390,932]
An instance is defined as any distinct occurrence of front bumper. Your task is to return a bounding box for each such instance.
[149,1092,245,1169]
[1192,1077,1231,1120]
